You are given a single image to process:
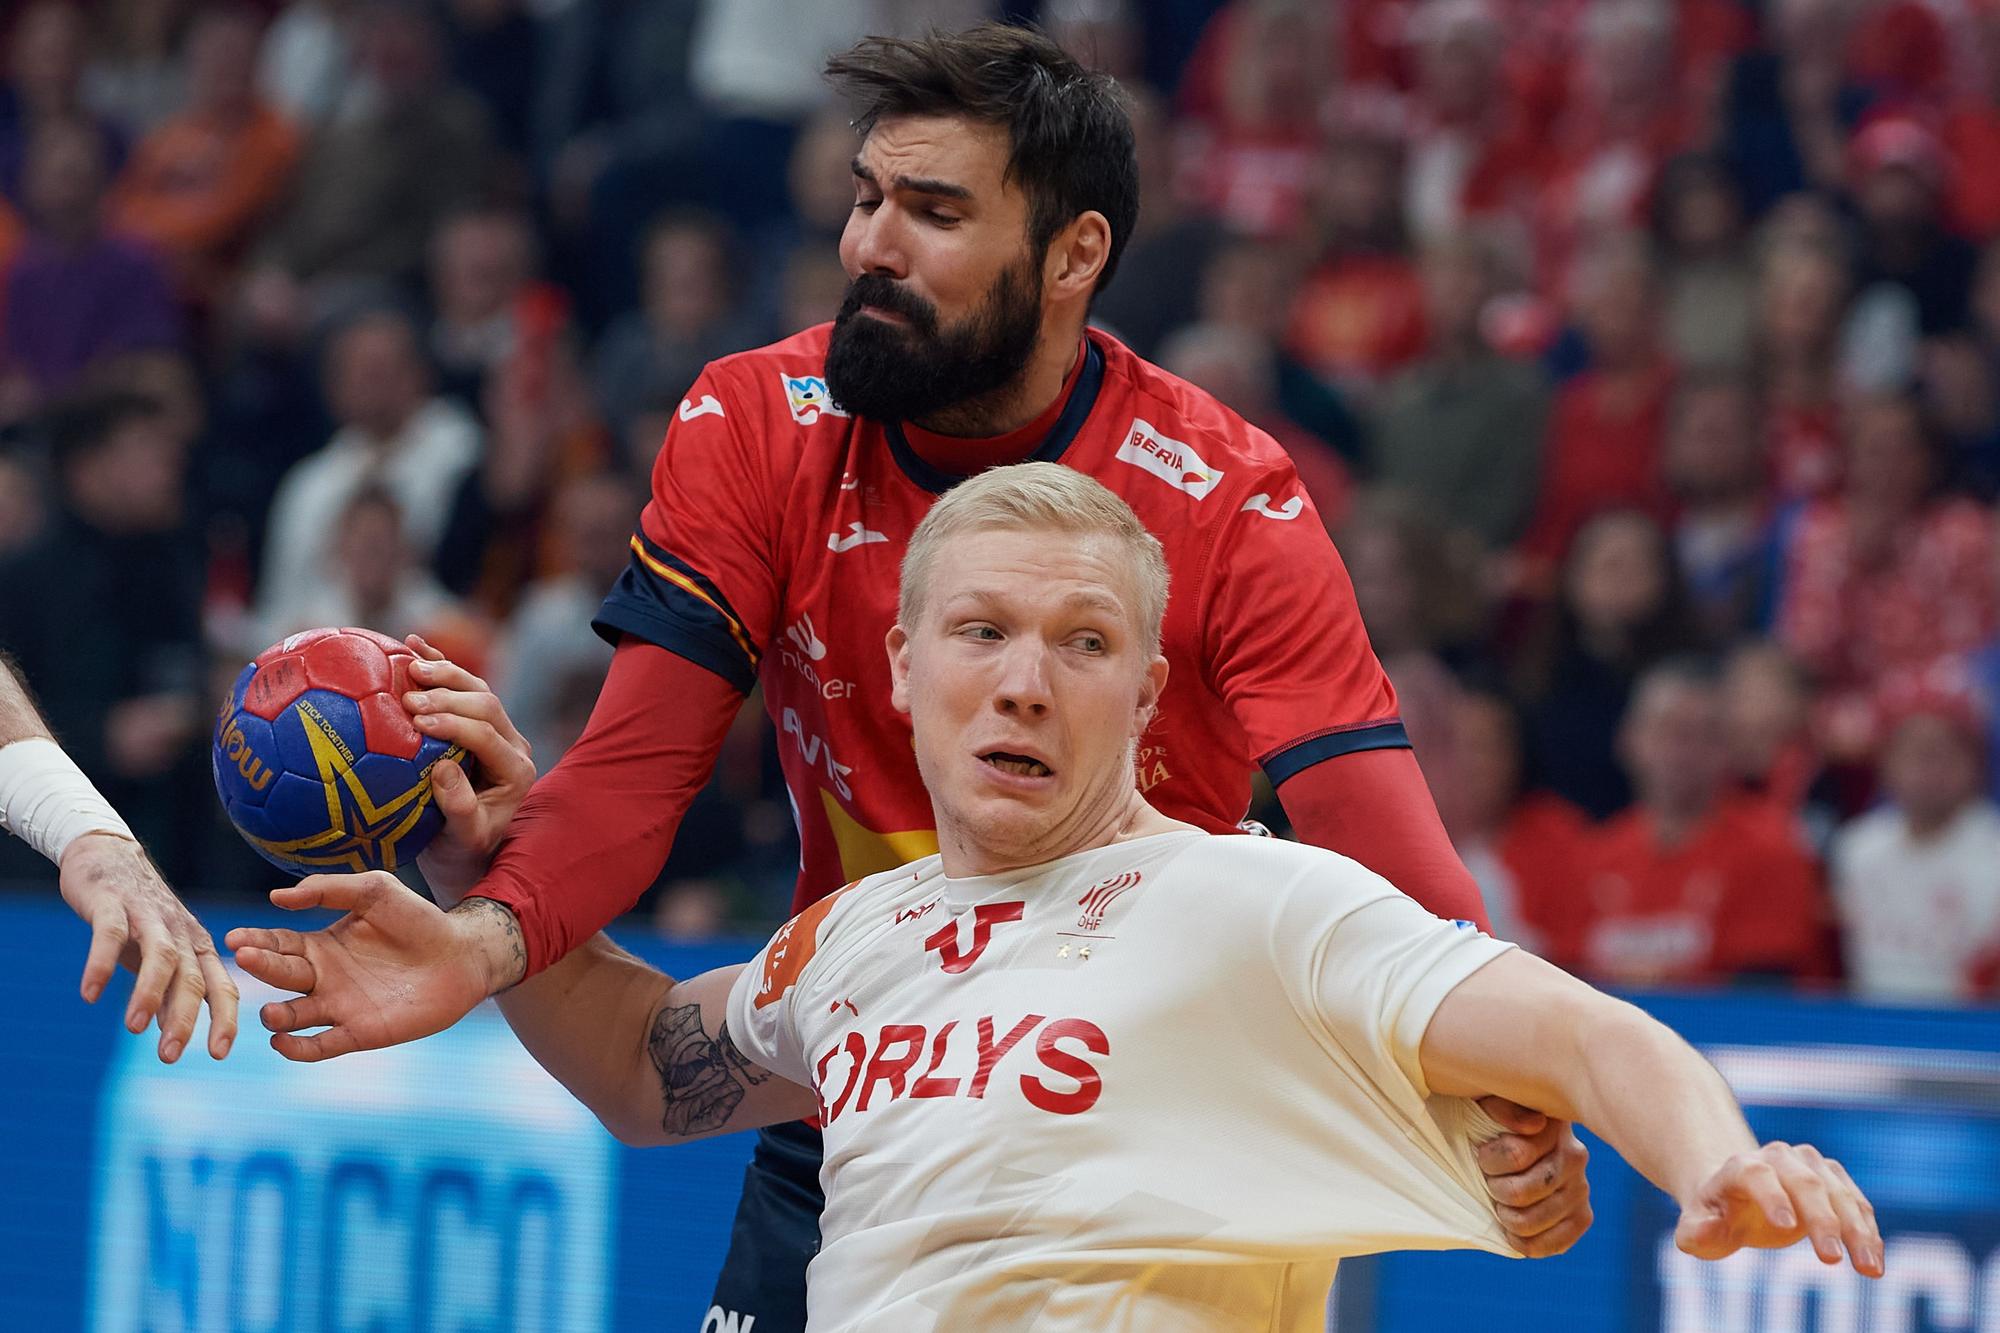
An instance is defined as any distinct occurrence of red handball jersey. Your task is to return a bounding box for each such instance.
[594,325,1405,914]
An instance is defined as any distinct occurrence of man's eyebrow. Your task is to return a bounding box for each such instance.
[945,588,1125,615]
[850,156,974,201]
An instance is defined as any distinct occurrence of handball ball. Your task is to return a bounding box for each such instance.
[213,627,464,877]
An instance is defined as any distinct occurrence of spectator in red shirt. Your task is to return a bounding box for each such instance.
[1519,231,1677,573]
[1402,1,1543,253]
[1559,657,1828,987]
[1721,638,1831,839]
[1284,129,1429,392]
[1175,0,1332,238]
[1435,678,1590,954]
[1779,391,1997,761]
[1942,2,2000,239]
[1533,3,1694,295]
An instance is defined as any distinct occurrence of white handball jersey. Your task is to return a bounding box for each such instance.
[725,828,1520,1332]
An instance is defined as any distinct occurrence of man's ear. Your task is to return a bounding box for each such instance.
[1135,652,1168,733]
[887,624,912,714]
[1046,210,1111,302]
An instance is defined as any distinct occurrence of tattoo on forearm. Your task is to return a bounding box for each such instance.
[648,1004,768,1137]
[451,897,526,990]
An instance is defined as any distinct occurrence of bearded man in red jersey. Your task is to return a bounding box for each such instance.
[241,24,1594,1331]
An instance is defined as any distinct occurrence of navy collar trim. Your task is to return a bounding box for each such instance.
[881,339,1106,494]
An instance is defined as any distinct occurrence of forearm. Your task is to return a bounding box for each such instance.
[489,930,811,1146]
[1425,953,1757,1206]
[0,655,49,745]
[470,642,744,976]
[0,657,134,861]
[1563,1004,1759,1207]
[490,927,680,1144]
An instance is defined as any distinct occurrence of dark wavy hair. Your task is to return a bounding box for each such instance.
[824,22,1140,294]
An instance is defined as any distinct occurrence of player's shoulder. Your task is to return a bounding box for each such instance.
[688,323,845,431]
[1090,331,1302,480]
[1828,805,1900,870]
[1168,830,1393,904]
[802,856,949,960]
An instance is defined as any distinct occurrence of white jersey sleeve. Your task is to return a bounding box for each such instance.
[1265,849,1518,1198]
[724,886,861,1089]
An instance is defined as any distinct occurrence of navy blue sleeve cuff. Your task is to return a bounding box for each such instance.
[594,578,758,695]
[1261,721,1411,788]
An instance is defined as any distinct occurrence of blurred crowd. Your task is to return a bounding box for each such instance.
[0,0,1995,1007]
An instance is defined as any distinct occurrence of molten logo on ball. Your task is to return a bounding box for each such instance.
[212,627,463,876]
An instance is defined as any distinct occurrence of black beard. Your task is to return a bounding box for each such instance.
[823,259,1043,426]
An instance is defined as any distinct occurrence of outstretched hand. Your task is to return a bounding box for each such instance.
[1676,1142,1883,1277]
[60,831,238,1062]
[225,872,520,1061]
[400,635,536,906]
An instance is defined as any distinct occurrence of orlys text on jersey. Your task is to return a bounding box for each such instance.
[813,1015,1109,1123]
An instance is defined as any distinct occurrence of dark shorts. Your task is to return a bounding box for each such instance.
[702,1119,825,1333]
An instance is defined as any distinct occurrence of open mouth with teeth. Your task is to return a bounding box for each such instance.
[981,751,1053,778]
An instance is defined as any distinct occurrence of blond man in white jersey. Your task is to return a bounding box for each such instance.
[231,463,1882,1331]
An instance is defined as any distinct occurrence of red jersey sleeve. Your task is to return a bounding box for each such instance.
[469,641,744,976]
[592,366,781,693]
[1200,478,1405,784]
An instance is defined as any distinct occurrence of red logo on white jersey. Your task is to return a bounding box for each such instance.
[894,898,939,926]
[924,902,1024,973]
[1076,871,1140,931]
[814,1014,1109,1122]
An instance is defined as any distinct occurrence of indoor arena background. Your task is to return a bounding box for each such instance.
[1,0,1998,1328]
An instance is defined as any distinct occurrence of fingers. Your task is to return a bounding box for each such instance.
[155,962,205,1063]
[1769,1144,1843,1265]
[1502,1183,1594,1258]
[405,634,450,666]
[224,924,311,956]
[1475,1095,1549,1137]
[124,916,177,1035]
[232,944,315,994]
[197,946,239,1059]
[1477,1117,1567,1197]
[79,899,130,1004]
[1494,1174,1587,1240]
[270,1026,362,1063]
[260,993,337,1034]
[429,757,479,824]
[272,873,395,914]
[412,710,534,785]
[1821,1155,1884,1277]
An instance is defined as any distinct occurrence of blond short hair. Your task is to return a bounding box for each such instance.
[899,462,1170,655]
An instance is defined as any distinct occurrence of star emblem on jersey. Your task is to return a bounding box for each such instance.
[1076,870,1141,931]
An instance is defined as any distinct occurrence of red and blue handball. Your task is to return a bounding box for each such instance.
[212,627,464,877]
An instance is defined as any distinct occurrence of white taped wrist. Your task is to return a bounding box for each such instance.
[0,737,136,864]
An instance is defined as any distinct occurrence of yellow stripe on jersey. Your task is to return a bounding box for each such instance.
[628,535,760,667]
[821,788,939,881]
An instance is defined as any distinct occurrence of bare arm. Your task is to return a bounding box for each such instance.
[1421,951,1882,1275]
[490,933,816,1146]
[0,653,47,744]
[0,654,237,1060]
[232,876,816,1142]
